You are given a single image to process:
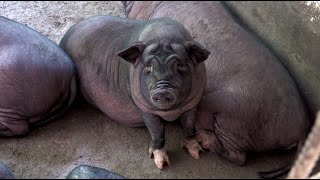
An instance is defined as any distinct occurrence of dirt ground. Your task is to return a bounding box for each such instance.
[0,101,295,179]
[0,1,296,179]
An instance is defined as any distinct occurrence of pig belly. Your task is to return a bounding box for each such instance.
[78,66,144,127]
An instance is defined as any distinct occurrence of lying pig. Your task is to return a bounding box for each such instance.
[0,16,76,136]
[124,1,311,178]
[59,16,210,169]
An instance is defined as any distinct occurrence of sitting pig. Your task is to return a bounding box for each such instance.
[124,1,311,178]
[59,16,210,169]
[0,16,77,136]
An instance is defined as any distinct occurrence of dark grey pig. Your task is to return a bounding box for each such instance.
[0,16,76,136]
[0,160,15,179]
[124,1,311,178]
[66,165,125,179]
[60,16,210,169]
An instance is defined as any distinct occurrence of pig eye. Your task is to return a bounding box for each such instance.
[176,62,188,72]
[177,63,184,68]
[145,63,153,73]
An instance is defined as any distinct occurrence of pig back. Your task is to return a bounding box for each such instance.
[59,16,146,127]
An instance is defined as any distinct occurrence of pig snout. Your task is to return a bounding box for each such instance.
[150,81,177,109]
[152,90,176,104]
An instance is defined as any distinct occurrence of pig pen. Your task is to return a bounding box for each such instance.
[0,1,304,179]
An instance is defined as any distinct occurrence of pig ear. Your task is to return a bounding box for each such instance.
[184,41,210,64]
[117,42,146,65]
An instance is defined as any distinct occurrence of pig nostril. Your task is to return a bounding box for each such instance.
[152,92,175,103]
[151,89,177,109]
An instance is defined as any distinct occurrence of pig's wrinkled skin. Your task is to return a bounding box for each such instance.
[60,16,210,169]
[0,16,77,136]
[124,1,311,178]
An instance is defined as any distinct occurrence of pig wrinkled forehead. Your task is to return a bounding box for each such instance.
[142,40,189,61]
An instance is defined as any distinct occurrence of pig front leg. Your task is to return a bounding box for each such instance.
[180,108,203,159]
[142,113,170,170]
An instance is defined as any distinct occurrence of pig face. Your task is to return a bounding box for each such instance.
[141,41,192,110]
[117,38,210,111]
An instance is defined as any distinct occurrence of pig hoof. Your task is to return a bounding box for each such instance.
[182,138,203,159]
[148,147,171,169]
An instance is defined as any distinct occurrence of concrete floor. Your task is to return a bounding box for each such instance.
[0,1,296,179]
[0,101,295,179]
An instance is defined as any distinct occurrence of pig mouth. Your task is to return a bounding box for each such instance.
[150,81,177,110]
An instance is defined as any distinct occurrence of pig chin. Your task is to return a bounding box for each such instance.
[149,88,178,110]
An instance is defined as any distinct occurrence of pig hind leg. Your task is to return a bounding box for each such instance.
[196,129,247,166]
[0,116,29,136]
[31,74,77,128]
[258,140,304,179]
